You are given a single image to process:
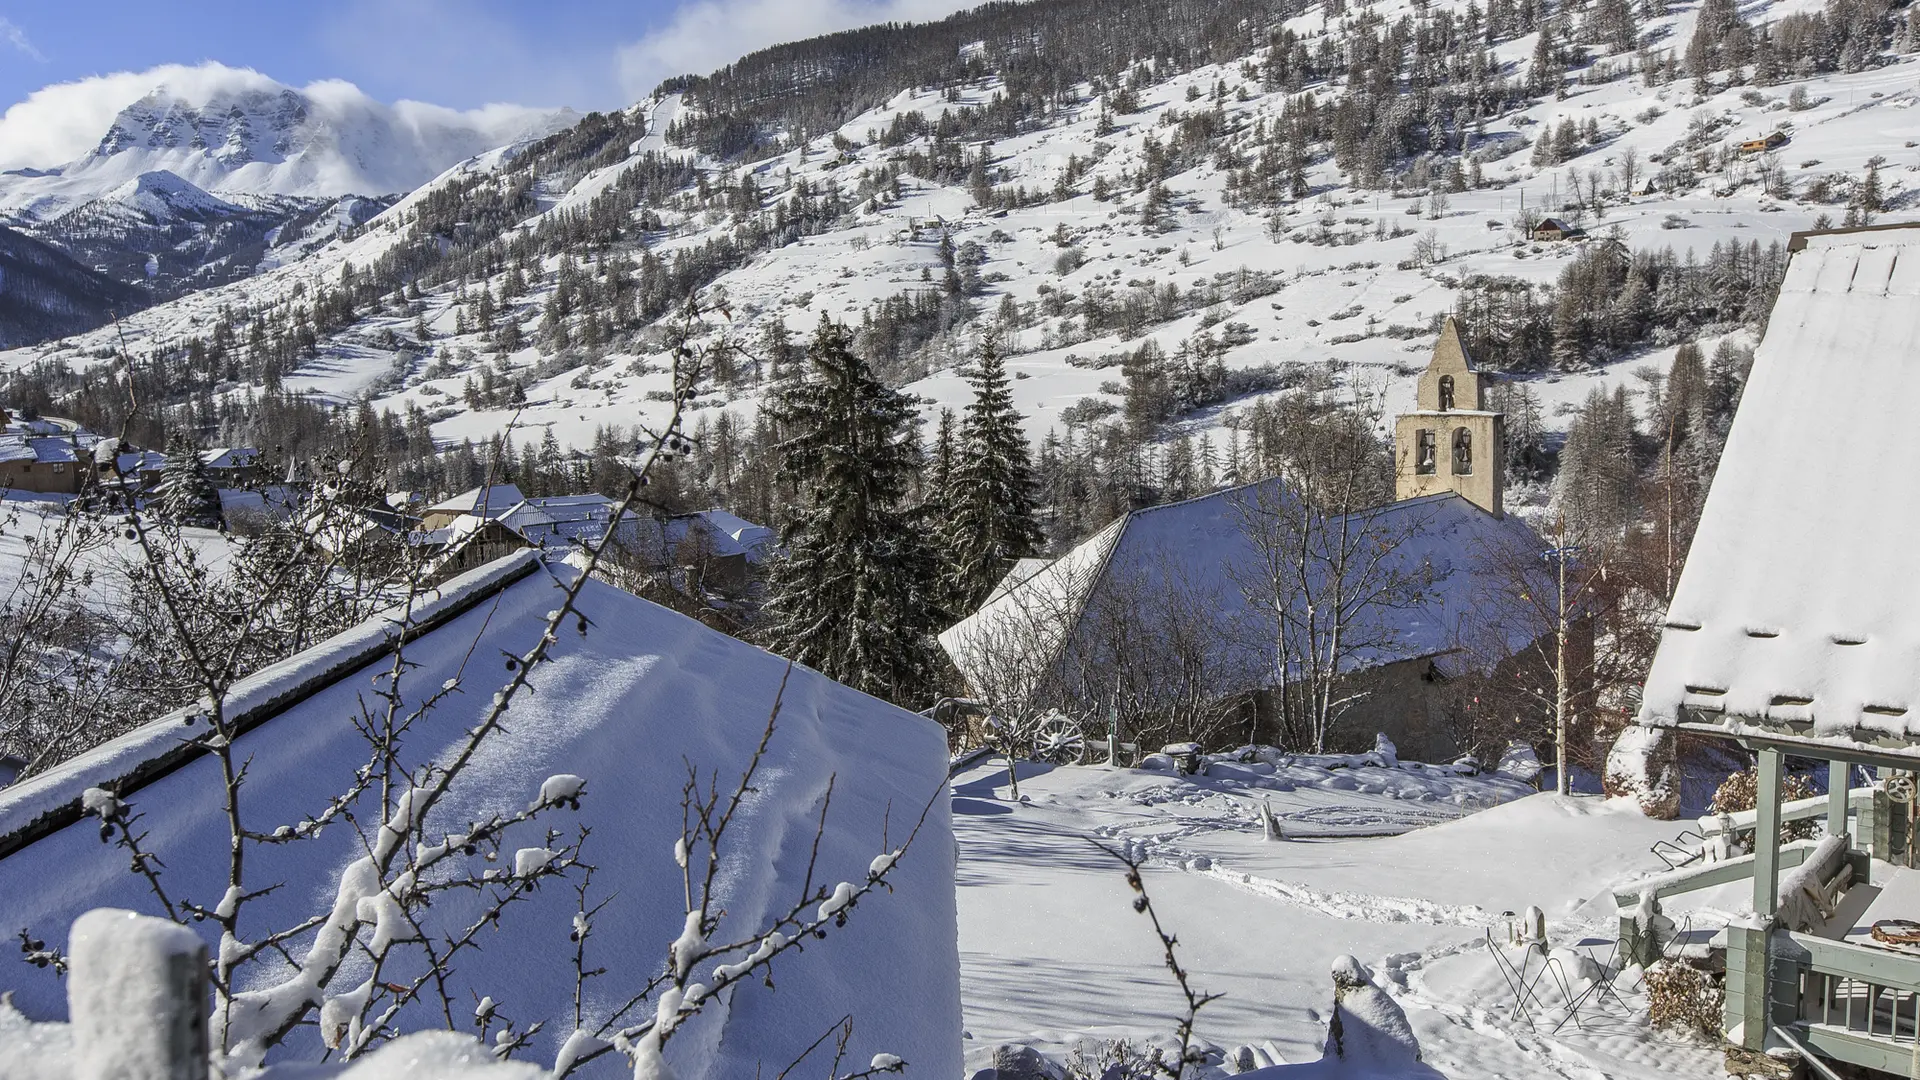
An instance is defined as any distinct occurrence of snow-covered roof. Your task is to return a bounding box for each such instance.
[113,449,166,474]
[27,438,78,465]
[1639,226,1920,752]
[426,483,526,518]
[0,553,960,1074]
[0,433,89,466]
[686,509,775,559]
[492,495,641,551]
[983,557,1052,605]
[663,509,774,561]
[939,480,1544,703]
[199,446,260,470]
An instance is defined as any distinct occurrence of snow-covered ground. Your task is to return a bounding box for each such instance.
[951,757,1725,1077]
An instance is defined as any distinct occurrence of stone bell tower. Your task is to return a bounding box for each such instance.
[1393,317,1504,517]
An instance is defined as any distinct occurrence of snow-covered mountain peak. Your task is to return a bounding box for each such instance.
[85,170,244,223]
[0,64,575,220]
[90,84,310,169]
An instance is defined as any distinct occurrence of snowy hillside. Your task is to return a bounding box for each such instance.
[0,0,1911,515]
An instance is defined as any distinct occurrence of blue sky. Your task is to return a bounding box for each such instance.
[0,1,688,113]
[0,0,987,115]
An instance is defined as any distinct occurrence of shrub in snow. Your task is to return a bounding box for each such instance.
[1644,960,1723,1039]
[1710,766,1818,841]
[1602,725,1680,820]
[1062,1038,1157,1079]
[982,1043,1064,1080]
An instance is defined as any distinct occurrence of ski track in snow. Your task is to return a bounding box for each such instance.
[1199,865,1500,928]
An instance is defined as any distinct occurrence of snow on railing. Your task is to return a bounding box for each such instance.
[1697,786,1877,842]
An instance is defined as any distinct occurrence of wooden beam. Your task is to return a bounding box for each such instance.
[1773,931,1920,994]
[1755,746,1785,919]
[1828,760,1850,841]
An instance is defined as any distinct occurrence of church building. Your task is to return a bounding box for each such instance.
[937,320,1544,761]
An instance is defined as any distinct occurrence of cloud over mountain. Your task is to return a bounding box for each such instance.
[0,61,562,182]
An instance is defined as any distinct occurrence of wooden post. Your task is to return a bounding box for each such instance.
[1753,746,1784,921]
[1828,759,1850,842]
[1862,782,1892,863]
[1725,921,1769,1050]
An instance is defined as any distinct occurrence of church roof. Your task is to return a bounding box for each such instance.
[1639,225,1920,755]
[0,553,961,1074]
[939,480,1543,703]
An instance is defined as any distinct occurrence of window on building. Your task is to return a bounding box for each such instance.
[1452,427,1473,475]
[1415,429,1437,474]
[1437,375,1455,412]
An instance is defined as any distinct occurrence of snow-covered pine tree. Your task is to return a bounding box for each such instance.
[761,318,944,706]
[943,342,1045,612]
[157,435,224,530]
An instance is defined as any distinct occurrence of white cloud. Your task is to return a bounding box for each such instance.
[1,17,46,62]
[617,0,994,101]
[0,61,558,172]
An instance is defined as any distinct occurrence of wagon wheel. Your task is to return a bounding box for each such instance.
[1030,712,1085,765]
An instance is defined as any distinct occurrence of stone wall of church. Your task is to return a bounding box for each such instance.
[1244,656,1467,763]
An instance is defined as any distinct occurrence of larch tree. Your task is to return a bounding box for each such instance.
[944,342,1045,613]
[761,318,945,706]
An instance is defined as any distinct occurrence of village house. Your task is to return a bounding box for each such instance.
[939,321,1547,762]
[413,484,772,591]
[1531,217,1586,242]
[198,446,263,486]
[0,413,96,495]
[417,483,528,530]
[1615,223,1920,1078]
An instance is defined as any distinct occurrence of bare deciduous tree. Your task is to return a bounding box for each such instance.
[1229,382,1429,753]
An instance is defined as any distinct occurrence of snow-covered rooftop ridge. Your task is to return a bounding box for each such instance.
[665,509,775,560]
[427,483,526,516]
[0,551,543,858]
[0,554,961,1075]
[1639,224,1920,746]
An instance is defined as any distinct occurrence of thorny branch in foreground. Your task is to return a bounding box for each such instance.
[1095,841,1221,1079]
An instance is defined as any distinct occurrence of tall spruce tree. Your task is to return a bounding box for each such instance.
[158,434,225,530]
[761,318,944,706]
[154,430,221,526]
[944,342,1045,612]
